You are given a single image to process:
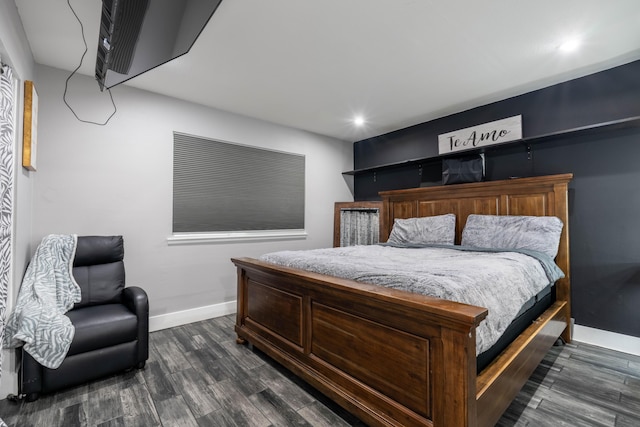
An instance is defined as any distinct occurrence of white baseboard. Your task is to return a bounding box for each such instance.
[149,308,640,358]
[573,324,640,356]
[149,300,236,332]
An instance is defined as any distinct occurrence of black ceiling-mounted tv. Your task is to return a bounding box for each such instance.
[96,0,223,91]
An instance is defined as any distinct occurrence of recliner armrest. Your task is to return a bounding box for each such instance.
[123,286,148,315]
[123,286,149,363]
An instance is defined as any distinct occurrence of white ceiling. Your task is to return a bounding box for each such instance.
[13,0,640,142]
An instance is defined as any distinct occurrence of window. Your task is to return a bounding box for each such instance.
[171,132,305,243]
[339,208,380,246]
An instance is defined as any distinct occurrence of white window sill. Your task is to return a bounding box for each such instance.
[167,229,308,245]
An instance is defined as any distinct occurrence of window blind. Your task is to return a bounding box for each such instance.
[173,132,305,233]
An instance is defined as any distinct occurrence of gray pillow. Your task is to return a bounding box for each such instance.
[461,214,563,258]
[387,214,456,246]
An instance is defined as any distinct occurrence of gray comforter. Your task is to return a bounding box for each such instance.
[260,244,564,354]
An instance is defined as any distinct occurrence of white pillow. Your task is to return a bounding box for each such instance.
[387,214,456,246]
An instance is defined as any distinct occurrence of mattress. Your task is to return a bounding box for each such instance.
[476,285,554,372]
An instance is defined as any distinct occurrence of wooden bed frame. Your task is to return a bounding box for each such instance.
[233,173,572,427]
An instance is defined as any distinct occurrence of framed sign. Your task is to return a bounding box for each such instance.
[22,80,38,171]
[438,115,522,155]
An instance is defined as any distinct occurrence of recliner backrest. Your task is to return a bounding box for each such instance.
[72,235,125,308]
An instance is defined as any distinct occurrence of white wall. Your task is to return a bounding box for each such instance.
[32,64,353,326]
[0,0,36,399]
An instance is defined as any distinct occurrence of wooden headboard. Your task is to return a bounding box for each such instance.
[379,173,573,340]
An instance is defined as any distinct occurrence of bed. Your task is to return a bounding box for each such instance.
[233,173,572,427]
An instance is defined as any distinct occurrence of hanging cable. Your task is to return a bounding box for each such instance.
[64,0,117,125]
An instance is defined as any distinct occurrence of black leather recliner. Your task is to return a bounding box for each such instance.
[20,235,149,401]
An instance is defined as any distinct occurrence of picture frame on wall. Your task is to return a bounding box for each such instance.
[22,80,38,171]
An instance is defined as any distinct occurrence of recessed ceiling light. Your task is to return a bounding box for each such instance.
[558,38,581,53]
[353,116,365,126]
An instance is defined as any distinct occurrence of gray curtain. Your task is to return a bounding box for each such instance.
[339,208,380,246]
[0,62,15,426]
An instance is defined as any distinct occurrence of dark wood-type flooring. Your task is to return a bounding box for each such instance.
[1,314,639,426]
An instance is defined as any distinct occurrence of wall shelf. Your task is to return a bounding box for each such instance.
[342,115,640,176]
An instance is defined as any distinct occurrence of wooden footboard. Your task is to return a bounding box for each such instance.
[234,174,573,427]
[234,257,488,427]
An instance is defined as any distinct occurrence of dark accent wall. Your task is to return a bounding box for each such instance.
[352,60,640,338]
